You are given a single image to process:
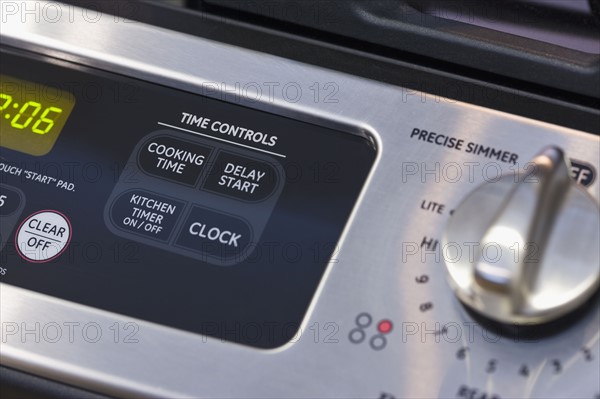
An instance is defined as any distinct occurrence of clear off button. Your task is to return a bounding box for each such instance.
[15,210,72,263]
[174,205,252,262]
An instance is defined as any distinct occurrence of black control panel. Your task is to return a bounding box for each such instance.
[0,49,375,348]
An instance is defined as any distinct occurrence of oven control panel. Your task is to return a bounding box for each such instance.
[0,49,375,349]
[0,2,599,398]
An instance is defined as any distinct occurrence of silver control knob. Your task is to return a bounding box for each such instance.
[443,146,600,325]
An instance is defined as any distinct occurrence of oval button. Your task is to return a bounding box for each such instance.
[0,185,23,216]
[175,205,252,261]
[110,189,186,242]
[203,152,278,202]
[138,135,213,186]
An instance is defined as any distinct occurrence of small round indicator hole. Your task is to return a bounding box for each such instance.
[377,319,393,334]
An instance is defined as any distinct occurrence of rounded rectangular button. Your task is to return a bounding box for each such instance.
[203,151,279,201]
[109,189,185,241]
[138,135,212,185]
[0,185,23,216]
[175,205,252,261]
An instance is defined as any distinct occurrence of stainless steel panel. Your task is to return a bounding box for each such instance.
[1,1,598,398]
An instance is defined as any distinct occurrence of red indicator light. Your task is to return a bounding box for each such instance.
[377,319,393,334]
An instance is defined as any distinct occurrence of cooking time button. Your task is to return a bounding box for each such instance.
[175,205,252,261]
[138,135,213,186]
[15,210,72,263]
[203,152,278,201]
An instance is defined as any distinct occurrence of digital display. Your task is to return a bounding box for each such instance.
[0,74,75,156]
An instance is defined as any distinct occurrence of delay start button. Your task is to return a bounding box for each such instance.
[175,205,252,262]
[203,152,278,202]
[15,210,72,263]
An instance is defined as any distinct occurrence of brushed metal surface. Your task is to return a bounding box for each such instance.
[443,146,600,324]
[1,1,599,398]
